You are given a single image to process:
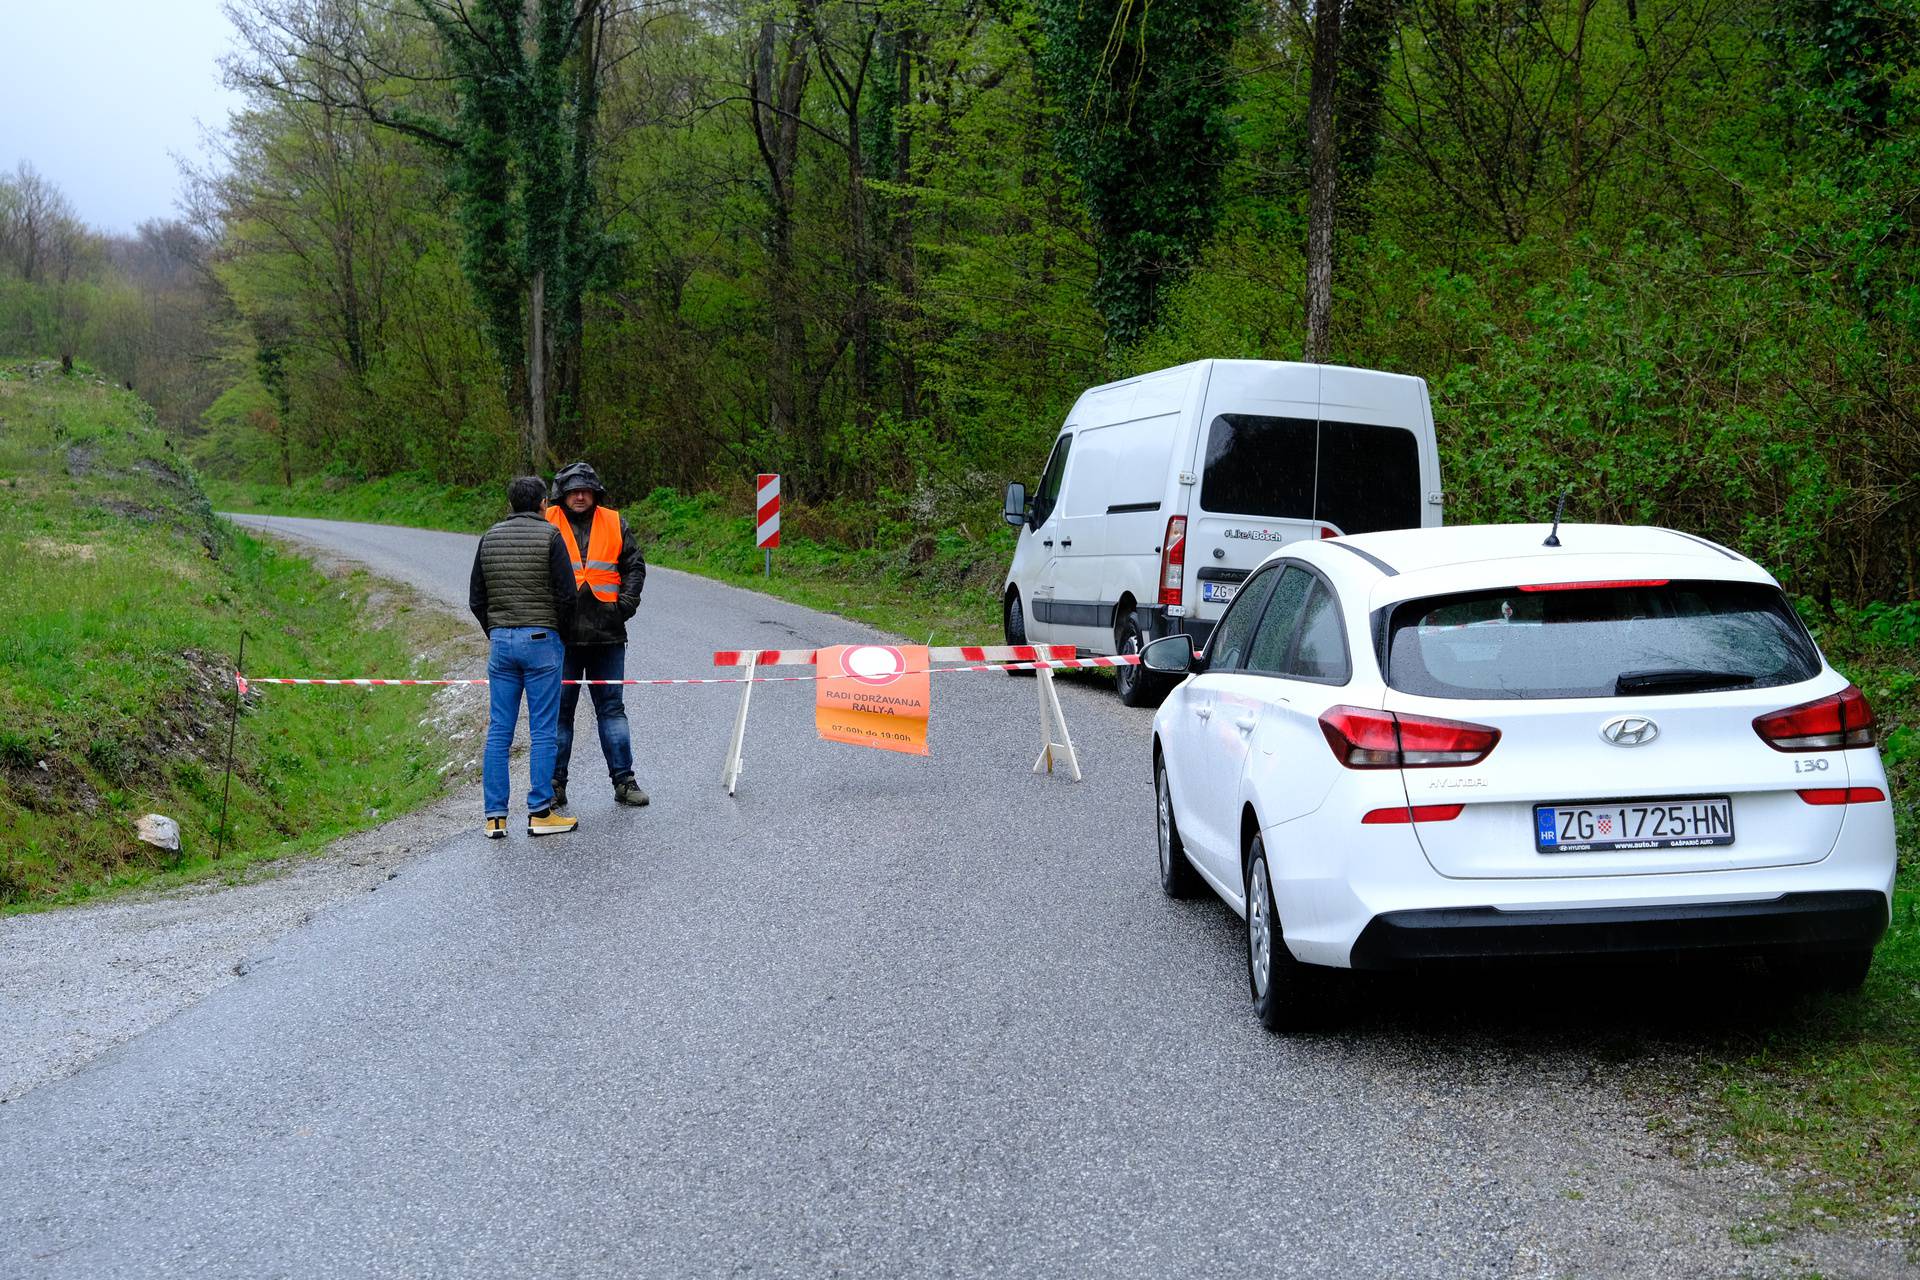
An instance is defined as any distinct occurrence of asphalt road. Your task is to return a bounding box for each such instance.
[0,515,1895,1278]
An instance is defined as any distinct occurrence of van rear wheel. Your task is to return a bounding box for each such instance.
[1003,590,1035,678]
[1114,613,1165,707]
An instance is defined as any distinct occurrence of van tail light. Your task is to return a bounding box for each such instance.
[1796,787,1887,805]
[1361,804,1464,824]
[1318,706,1501,769]
[1319,525,1340,539]
[1158,516,1187,606]
[1753,684,1876,751]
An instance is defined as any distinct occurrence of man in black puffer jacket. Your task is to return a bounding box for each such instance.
[545,461,648,809]
[468,475,579,839]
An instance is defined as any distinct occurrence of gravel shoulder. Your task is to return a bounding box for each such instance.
[0,789,467,1102]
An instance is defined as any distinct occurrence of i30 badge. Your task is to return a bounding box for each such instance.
[1601,716,1659,747]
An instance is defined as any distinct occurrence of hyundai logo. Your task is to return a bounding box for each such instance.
[1601,716,1659,747]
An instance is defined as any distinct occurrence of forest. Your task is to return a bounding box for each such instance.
[2,0,1915,607]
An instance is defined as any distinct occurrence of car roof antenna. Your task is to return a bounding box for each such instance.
[1543,487,1570,547]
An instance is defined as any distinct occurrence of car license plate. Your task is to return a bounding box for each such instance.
[1202,581,1238,604]
[1535,798,1734,853]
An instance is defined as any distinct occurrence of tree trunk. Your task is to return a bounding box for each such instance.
[553,0,601,447]
[750,18,811,458]
[848,136,873,428]
[527,266,549,469]
[891,28,921,423]
[1304,0,1344,363]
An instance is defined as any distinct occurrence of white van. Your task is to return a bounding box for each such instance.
[1001,359,1442,704]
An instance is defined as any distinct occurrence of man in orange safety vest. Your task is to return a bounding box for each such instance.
[546,460,648,809]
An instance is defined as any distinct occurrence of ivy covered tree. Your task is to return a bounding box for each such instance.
[420,0,617,468]
[227,0,619,469]
[1038,0,1248,348]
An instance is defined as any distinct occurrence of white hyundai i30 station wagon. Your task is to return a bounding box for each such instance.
[1143,524,1896,1031]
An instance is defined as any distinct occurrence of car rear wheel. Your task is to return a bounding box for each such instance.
[1247,835,1335,1031]
[1155,758,1199,899]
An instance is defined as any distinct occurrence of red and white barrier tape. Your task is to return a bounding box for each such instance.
[711,644,1078,667]
[235,655,1139,693]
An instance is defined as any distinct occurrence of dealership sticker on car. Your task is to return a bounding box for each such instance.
[1201,582,1239,604]
[1535,798,1735,853]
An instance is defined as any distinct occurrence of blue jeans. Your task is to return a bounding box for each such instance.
[555,644,634,786]
[483,627,565,818]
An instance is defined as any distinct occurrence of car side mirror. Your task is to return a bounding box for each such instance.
[1141,633,1205,676]
[1003,482,1029,529]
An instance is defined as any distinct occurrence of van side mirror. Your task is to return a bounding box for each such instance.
[1141,634,1205,676]
[1003,482,1029,528]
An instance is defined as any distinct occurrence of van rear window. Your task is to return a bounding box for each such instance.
[1201,415,1314,520]
[1200,415,1421,534]
[1385,581,1820,700]
[1317,422,1420,534]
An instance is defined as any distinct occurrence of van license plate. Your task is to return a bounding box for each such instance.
[1535,798,1734,853]
[1201,582,1238,604]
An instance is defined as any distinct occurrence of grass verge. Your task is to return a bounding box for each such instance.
[1707,609,1919,1238]
[1,365,473,911]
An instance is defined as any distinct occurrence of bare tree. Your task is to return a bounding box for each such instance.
[0,162,85,284]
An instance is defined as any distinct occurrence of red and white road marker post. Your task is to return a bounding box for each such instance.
[756,473,780,578]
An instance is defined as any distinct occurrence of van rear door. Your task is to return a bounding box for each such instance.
[1186,413,1322,626]
[1185,364,1434,630]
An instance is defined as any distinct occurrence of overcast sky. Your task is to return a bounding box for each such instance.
[1,0,242,234]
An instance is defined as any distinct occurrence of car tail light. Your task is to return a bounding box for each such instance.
[1515,579,1670,592]
[1361,804,1464,824]
[1753,684,1877,751]
[1319,525,1339,539]
[1318,706,1501,769]
[1158,516,1187,606]
[1796,787,1887,805]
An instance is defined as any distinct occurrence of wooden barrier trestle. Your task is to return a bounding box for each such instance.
[712,644,1091,795]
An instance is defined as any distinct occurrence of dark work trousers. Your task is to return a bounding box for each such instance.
[555,644,635,787]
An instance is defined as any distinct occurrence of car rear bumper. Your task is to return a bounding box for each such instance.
[1347,890,1889,970]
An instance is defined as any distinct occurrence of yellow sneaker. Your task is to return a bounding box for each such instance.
[484,817,508,840]
[527,810,578,837]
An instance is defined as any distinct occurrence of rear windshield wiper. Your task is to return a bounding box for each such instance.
[1615,668,1759,695]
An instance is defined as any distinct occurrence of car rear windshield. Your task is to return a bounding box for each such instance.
[1385,580,1820,700]
[1200,415,1421,534]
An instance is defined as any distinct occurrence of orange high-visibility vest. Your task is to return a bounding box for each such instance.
[547,506,622,603]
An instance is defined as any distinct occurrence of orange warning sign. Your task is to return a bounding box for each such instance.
[814,645,931,756]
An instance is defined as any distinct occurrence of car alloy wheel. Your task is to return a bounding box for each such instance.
[1248,852,1274,1000]
[1245,833,1335,1032]
[1156,759,1197,898]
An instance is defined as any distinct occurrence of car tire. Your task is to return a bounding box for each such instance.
[1246,835,1335,1032]
[1155,757,1199,899]
[1003,589,1035,678]
[1769,948,1873,994]
[1114,611,1166,707]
